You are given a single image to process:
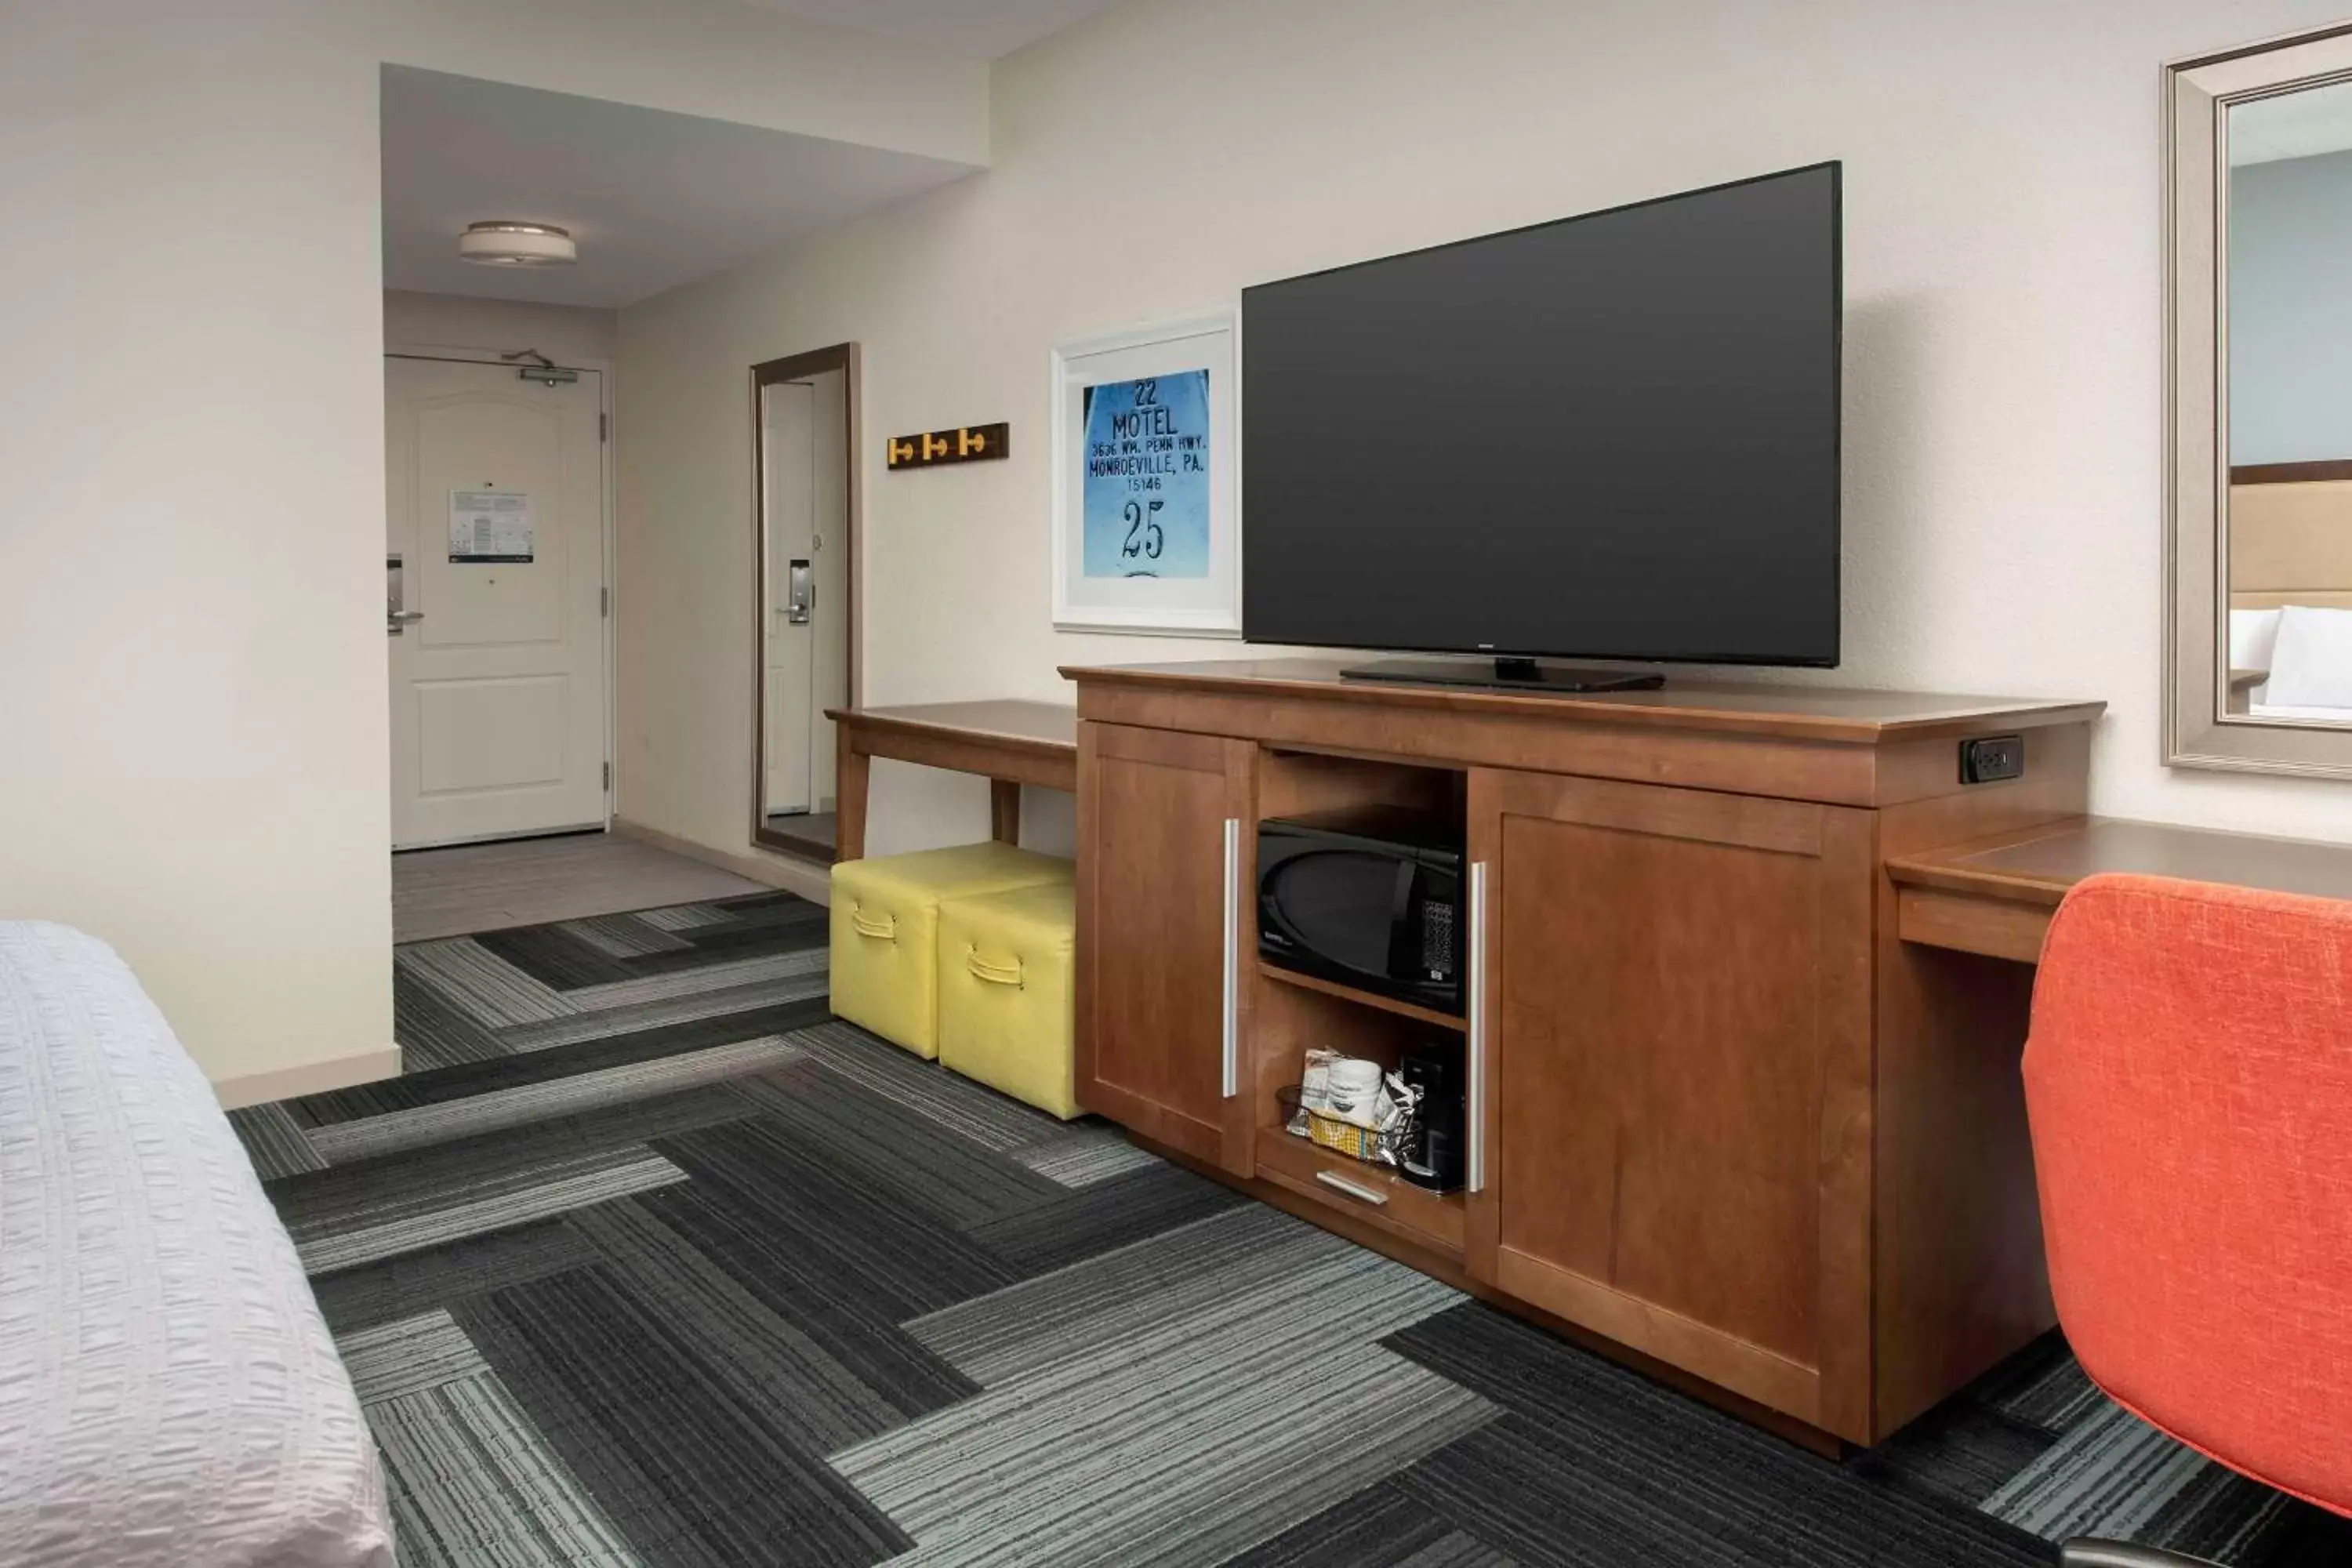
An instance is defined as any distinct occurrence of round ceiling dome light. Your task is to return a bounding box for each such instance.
[457,221,576,267]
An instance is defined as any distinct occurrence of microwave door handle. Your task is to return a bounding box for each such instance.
[1386,860,1418,983]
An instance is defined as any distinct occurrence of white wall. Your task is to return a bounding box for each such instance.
[2228,150,2352,465]
[0,0,986,1101]
[619,0,2352,862]
[386,290,617,365]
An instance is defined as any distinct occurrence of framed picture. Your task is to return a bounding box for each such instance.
[1051,310,1240,636]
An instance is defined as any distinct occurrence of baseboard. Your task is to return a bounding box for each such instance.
[213,1044,402,1110]
[611,816,830,906]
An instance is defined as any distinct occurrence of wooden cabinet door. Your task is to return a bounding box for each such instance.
[1465,768,1875,1438]
[1075,721,1254,1177]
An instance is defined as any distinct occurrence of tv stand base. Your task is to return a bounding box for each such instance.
[1339,655,1666,694]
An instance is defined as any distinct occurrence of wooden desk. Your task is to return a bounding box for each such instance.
[1887,816,2352,963]
[826,700,1077,862]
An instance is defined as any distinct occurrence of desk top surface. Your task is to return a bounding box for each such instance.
[1062,658,2104,743]
[1887,816,2352,908]
[827,699,1077,751]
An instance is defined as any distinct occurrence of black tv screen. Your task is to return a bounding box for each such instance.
[1241,162,1841,668]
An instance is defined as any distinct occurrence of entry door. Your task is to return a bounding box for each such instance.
[386,356,608,849]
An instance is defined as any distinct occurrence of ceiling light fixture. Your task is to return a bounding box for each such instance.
[458,221,576,267]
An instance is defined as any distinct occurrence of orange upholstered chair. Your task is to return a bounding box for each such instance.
[2022,873,2352,1568]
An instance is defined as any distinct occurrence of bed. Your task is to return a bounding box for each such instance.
[2227,461,2352,720]
[0,922,391,1568]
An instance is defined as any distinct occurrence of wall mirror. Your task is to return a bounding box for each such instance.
[752,344,858,859]
[2169,25,2352,776]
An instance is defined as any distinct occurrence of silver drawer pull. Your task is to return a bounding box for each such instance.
[1314,1170,1389,1207]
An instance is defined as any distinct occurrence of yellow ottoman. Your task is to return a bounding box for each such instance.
[936,881,1079,1119]
[829,842,1073,1058]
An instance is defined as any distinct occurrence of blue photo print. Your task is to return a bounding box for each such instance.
[1081,369,1210,579]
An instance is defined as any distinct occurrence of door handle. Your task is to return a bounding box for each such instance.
[1467,858,1489,1194]
[1221,816,1240,1099]
[785,559,812,624]
[387,554,419,635]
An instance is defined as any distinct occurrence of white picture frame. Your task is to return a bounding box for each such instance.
[1051,310,1241,636]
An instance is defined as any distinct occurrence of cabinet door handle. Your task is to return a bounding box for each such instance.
[1467,858,1490,1194]
[1221,816,1241,1099]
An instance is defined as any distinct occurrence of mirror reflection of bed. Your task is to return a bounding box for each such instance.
[2226,463,2352,720]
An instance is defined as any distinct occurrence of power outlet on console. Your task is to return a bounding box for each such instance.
[1959,733,2026,785]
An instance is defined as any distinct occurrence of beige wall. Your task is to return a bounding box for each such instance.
[0,0,986,1102]
[618,0,2352,866]
[385,290,618,365]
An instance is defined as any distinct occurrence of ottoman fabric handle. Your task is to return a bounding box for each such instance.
[964,946,1025,988]
[851,902,897,941]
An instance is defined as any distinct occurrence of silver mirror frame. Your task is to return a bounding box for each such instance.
[2166,22,2352,777]
[750,343,861,857]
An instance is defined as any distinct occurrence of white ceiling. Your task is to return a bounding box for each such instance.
[381,67,980,309]
[723,0,1128,58]
[2230,81,2352,166]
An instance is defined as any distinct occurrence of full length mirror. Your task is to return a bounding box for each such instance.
[753,345,857,858]
[2169,28,2352,776]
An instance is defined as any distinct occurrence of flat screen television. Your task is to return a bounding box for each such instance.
[1241,162,1842,688]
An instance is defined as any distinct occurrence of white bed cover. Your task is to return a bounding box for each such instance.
[0,922,391,1567]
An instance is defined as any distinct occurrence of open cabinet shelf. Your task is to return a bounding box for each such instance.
[1256,959,1465,1032]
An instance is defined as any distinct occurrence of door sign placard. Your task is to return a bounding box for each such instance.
[449,490,535,563]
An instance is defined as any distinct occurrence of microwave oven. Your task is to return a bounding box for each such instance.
[1257,810,1463,1013]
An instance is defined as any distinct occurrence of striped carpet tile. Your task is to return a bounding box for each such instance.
[631,1180,985,1425]
[1229,1482,1518,1568]
[301,1036,804,1165]
[290,999,833,1125]
[906,1204,1352,1386]
[292,1145,687,1276]
[566,1198,947,1454]
[836,1235,1471,1489]
[648,1118,1019,1318]
[837,1338,1491,1566]
[1011,1123,1165,1187]
[399,938,576,1026]
[225,1101,328,1178]
[561,913,697,960]
[339,1308,488,1403]
[555,947,832,1012]
[787,1018,1071,1152]
[496,975,830,1053]
[637,902,737,932]
[394,975,511,1070]
[1381,1305,2056,1568]
[724,1061,1069,1229]
[310,1220,604,1337]
[962,1156,1248,1276]
[372,1371,646,1568]
[1984,1399,2285,1544]
[457,1272,915,1568]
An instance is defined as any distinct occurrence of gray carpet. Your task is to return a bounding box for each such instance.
[227,891,2351,1566]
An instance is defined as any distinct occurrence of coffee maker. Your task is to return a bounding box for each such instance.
[1397,1039,1466,1192]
